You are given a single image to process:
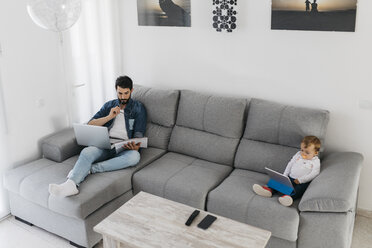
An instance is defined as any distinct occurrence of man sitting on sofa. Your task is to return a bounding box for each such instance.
[49,75,147,197]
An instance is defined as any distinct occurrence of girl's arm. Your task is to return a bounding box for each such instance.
[298,159,321,183]
[283,151,300,176]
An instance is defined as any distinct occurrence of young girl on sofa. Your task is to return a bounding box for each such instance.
[253,136,321,207]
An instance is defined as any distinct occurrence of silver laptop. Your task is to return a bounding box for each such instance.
[265,167,294,190]
[73,123,112,149]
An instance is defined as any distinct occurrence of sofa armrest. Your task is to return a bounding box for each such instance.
[299,152,363,212]
[41,128,83,162]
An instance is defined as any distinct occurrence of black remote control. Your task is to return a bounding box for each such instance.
[185,210,200,226]
[197,214,217,230]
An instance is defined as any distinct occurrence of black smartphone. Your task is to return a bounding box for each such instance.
[197,214,217,230]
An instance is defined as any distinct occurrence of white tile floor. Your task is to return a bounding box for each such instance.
[0,216,102,248]
[351,214,372,248]
[0,214,371,248]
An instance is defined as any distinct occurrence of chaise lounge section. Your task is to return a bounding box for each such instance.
[3,85,180,248]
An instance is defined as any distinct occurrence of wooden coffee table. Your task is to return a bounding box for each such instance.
[94,192,271,248]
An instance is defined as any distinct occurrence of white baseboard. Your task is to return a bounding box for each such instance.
[357,208,372,219]
[0,213,11,222]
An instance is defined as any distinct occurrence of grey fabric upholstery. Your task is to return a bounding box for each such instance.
[3,85,363,248]
[144,122,173,150]
[4,147,166,219]
[61,155,79,166]
[133,152,232,209]
[8,190,133,248]
[235,98,330,173]
[298,211,355,248]
[299,152,363,212]
[234,139,299,173]
[4,158,57,194]
[244,98,329,151]
[41,128,83,162]
[176,90,247,138]
[132,85,179,127]
[49,164,133,219]
[207,169,300,241]
[169,90,247,165]
[132,85,179,150]
[266,236,297,248]
[134,147,168,172]
[169,126,241,166]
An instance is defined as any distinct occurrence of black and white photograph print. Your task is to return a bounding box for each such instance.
[271,0,357,32]
[137,0,191,27]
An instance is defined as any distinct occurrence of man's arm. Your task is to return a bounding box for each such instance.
[133,103,147,138]
[88,116,112,126]
[88,106,120,126]
[122,103,147,151]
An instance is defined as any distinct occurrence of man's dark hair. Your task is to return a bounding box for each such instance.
[115,76,133,90]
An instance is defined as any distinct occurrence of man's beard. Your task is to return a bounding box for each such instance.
[118,96,130,105]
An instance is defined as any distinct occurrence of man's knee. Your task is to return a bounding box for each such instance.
[127,150,141,165]
[80,146,101,158]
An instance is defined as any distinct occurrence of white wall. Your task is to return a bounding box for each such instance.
[119,0,372,211]
[0,0,69,216]
[0,62,10,218]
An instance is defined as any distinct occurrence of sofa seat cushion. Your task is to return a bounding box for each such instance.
[132,152,233,209]
[207,169,300,242]
[4,147,166,219]
[4,158,58,194]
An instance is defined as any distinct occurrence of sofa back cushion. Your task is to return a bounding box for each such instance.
[168,90,247,166]
[235,98,330,173]
[132,85,180,150]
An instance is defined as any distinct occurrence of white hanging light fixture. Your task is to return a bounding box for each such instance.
[27,0,82,32]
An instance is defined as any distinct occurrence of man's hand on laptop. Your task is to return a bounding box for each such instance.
[123,141,141,151]
[109,106,121,119]
[294,179,300,184]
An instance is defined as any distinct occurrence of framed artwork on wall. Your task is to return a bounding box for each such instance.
[212,0,238,32]
[271,0,357,32]
[137,0,191,27]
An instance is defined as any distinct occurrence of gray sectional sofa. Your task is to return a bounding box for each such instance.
[3,85,363,248]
